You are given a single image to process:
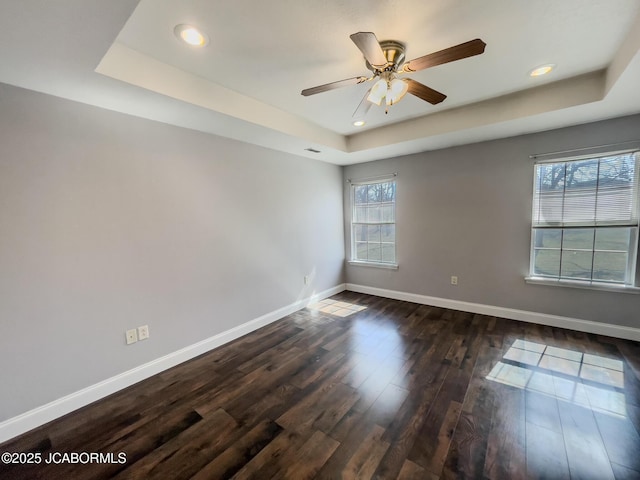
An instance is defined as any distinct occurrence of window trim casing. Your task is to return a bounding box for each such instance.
[349,176,398,269]
[526,150,640,292]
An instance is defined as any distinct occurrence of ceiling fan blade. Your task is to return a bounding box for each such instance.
[405,78,446,105]
[353,89,373,119]
[402,38,486,73]
[301,76,368,96]
[350,32,387,68]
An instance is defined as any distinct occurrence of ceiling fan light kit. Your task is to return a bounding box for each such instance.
[366,75,409,108]
[387,78,409,105]
[367,78,387,106]
[301,32,486,123]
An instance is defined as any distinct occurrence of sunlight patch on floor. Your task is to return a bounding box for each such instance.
[308,299,366,317]
[487,339,626,418]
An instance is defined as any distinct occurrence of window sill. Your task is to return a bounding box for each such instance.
[525,276,640,294]
[348,260,398,270]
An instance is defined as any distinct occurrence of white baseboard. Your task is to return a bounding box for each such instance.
[0,284,346,444]
[346,283,640,342]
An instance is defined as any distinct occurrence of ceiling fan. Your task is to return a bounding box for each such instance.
[301,32,486,121]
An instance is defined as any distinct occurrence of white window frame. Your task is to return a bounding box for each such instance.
[526,150,640,292]
[348,177,398,269]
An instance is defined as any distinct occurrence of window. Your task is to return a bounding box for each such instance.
[528,151,640,288]
[350,179,396,267]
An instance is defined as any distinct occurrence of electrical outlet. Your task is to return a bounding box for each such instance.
[304,275,310,285]
[451,276,458,286]
[137,325,149,341]
[126,329,138,345]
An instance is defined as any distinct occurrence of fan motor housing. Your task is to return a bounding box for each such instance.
[366,40,406,72]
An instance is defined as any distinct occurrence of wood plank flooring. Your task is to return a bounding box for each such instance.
[1,292,640,479]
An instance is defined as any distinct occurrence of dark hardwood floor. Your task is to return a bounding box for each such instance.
[2,292,640,479]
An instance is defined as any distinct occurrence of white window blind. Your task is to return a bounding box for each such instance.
[533,152,639,227]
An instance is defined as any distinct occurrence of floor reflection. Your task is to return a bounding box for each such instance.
[487,339,626,417]
[348,318,406,410]
[308,299,366,317]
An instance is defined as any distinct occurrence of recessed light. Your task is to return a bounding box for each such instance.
[305,147,321,153]
[529,64,555,77]
[353,120,366,127]
[174,24,209,47]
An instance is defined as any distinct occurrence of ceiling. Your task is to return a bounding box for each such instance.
[1,0,639,165]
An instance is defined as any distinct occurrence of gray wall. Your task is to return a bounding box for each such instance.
[0,83,345,421]
[344,114,640,329]
[2,78,638,423]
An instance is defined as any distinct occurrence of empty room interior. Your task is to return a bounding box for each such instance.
[1,1,640,479]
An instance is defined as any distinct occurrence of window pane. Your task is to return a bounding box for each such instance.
[560,250,593,279]
[381,204,394,222]
[382,244,395,263]
[367,205,381,222]
[354,206,367,223]
[367,243,381,261]
[354,185,368,205]
[534,163,565,225]
[533,249,561,277]
[368,184,381,203]
[367,225,380,242]
[533,229,561,248]
[594,227,631,252]
[381,182,395,202]
[354,225,367,242]
[381,224,395,242]
[593,252,628,283]
[596,154,637,223]
[562,229,594,250]
[355,242,368,261]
